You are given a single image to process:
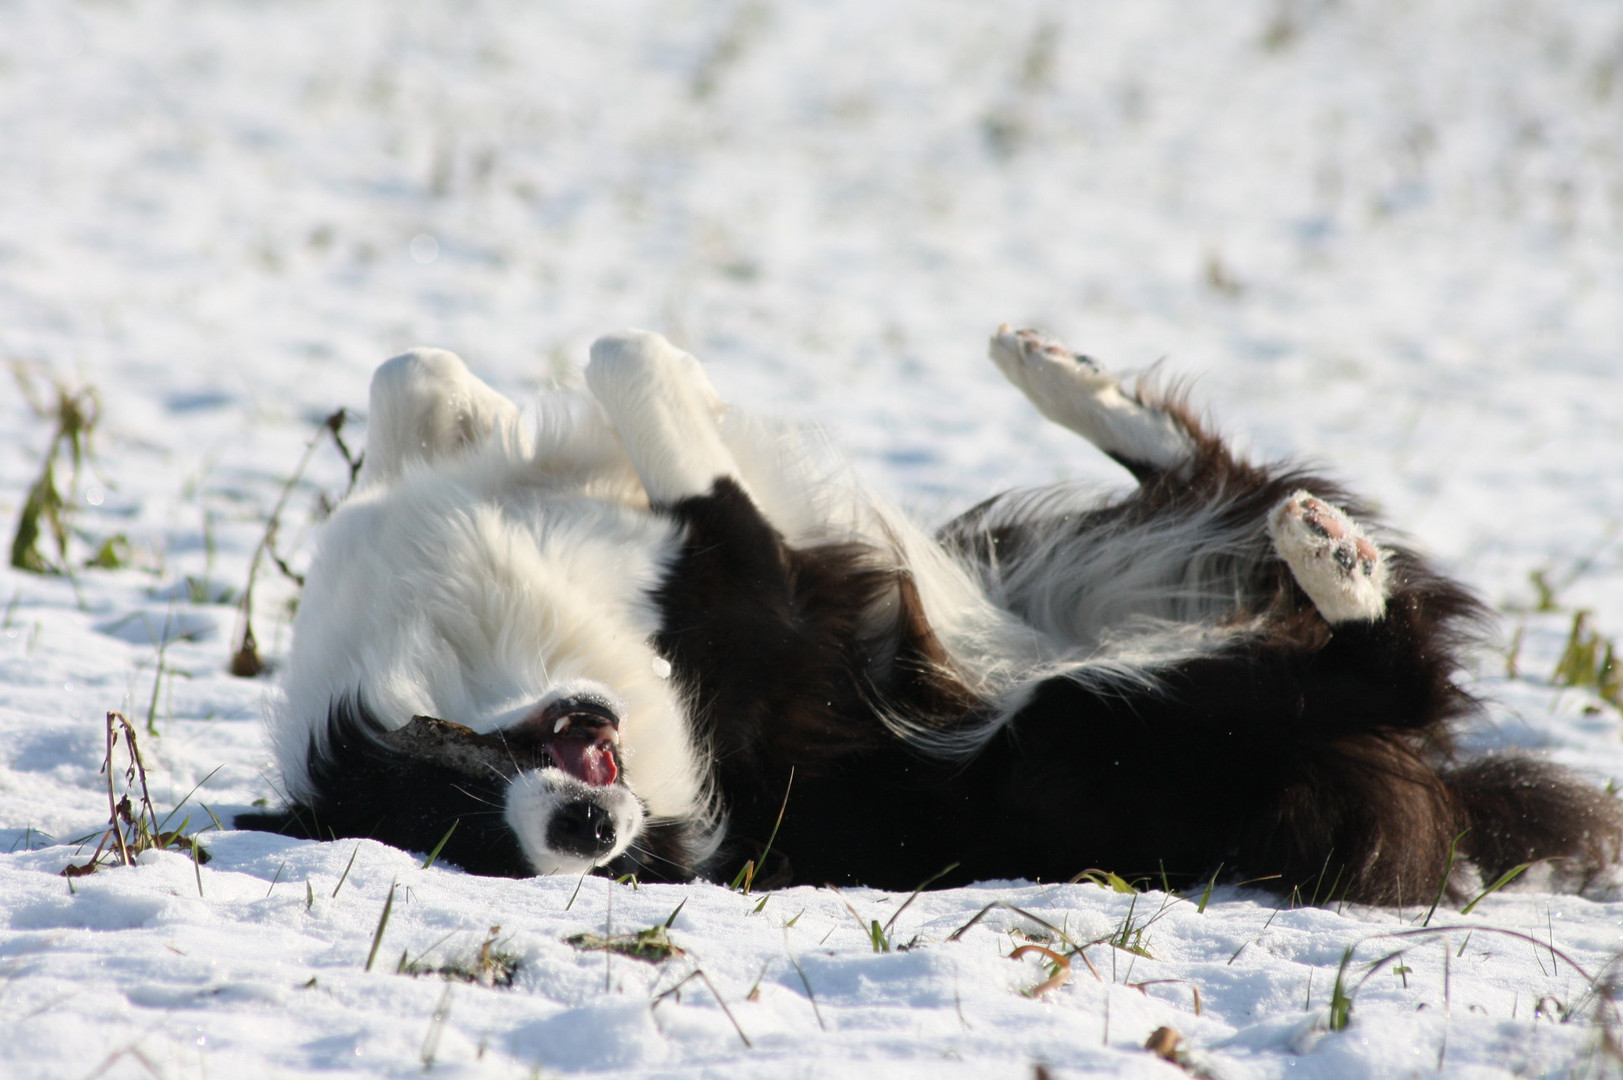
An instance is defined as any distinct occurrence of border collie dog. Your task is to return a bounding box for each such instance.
[239,327,1620,904]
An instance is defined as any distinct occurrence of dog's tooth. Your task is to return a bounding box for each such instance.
[553,717,571,734]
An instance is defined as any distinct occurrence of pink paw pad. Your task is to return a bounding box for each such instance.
[1012,328,1102,374]
[1268,493,1389,623]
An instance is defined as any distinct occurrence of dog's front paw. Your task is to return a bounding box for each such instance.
[586,330,737,505]
[363,348,522,485]
[1268,492,1388,623]
[587,330,725,421]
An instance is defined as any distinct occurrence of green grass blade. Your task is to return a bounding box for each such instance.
[365,882,398,972]
[331,842,360,898]
[1422,829,1469,927]
[1459,863,1530,915]
[421,819,459,869]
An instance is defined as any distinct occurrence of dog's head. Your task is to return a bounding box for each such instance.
[369,685,646,874]
[460,686,645,874]
[268,454,711,879]
[289,680,650,877]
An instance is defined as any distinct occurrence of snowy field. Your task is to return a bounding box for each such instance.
[3,1,1623,1076]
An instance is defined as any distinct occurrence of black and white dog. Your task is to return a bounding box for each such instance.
[239,327,1620,904]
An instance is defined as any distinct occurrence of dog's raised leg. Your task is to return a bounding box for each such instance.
[586,331,920,820]
[987,325,1389,626]
[362,347,521,485]
[1268,492,1389,622]
[989,325,1197,481]
[585,330,738,505]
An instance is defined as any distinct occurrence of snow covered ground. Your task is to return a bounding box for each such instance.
[3,1,1622,1076]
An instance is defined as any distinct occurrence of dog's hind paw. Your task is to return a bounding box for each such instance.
[1268,492,1389,623]
[989,325,1115,402]
[989,325,1194,476]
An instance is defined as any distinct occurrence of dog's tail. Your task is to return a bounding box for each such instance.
[1231,736,1620,906]
[1444,756,1623,894]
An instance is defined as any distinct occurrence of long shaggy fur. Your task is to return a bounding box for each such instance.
[239,329,1622,905]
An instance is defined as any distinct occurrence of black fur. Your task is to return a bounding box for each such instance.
[626,448,1617,900]
[235,698,531,877]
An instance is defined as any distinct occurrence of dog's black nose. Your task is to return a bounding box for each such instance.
[546,801,617,859]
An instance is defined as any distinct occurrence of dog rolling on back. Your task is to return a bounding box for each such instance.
[238,327,1621,904]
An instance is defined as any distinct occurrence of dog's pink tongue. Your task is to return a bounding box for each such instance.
[548,737,619,787]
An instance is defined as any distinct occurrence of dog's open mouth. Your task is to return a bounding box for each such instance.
[375,697,622,786]
[538,700,620,786]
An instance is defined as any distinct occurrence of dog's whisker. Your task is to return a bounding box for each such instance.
[449,785,504,810]
[626,842,690,875]
[487,727,527,776]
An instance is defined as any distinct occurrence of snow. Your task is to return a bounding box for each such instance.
[3,0,1622,1076]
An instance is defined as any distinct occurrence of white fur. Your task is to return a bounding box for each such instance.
[964,485,1276,650]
